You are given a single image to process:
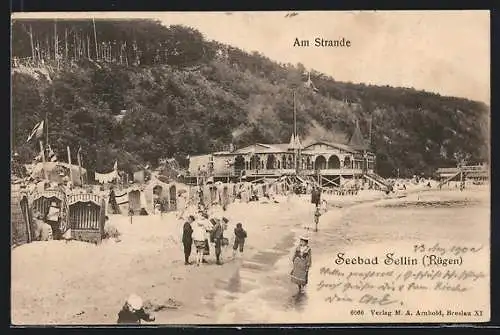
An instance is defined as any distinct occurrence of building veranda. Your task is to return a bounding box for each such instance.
[187,124,387,190]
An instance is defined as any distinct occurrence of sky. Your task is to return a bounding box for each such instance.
[12,11,490,104]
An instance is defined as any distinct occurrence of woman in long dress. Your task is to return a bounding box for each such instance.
[290,236,312,293]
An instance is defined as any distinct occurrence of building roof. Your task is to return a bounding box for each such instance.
[302,140,358,154]
[232,143,292,154]
[348,121,369,151]
[227,140,366,155]
[436,167,459,174]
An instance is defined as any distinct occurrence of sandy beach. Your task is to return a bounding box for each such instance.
[11,186,489,325]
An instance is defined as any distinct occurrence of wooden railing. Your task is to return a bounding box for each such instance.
[190,167,367,178]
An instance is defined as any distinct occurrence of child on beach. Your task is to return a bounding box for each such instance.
[314,206,321,232]
[232,223,247,258]
[117,294,155,324]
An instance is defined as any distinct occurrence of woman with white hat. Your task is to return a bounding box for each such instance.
[290,235,312,293]
[117,294,155,324]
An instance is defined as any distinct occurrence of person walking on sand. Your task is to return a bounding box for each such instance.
[290,236,312,293]
[232,223,247,258]
[182,215,195,265]
[192,219,207,266]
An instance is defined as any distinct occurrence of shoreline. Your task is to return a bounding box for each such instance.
[180,187,489,324]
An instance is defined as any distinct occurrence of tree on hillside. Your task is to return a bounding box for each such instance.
[11,19,490,178]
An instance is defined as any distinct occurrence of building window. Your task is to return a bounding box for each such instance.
[315,156,327,170]
[344,156,352,169]
[327,155,341,169]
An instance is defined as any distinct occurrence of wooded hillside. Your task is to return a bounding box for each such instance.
[11,19,490,178]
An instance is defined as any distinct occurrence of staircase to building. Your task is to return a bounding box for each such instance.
[363,172,391,191]
[437,171,461,188]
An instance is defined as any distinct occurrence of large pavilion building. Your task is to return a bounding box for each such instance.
[188,122,386,189]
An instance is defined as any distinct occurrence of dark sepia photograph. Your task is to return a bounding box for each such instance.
[10,11,490,325]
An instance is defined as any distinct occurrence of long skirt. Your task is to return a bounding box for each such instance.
[194,240,206,252]
[290,257,309,286]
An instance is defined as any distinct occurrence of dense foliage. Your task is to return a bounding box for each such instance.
[11,19,489,178]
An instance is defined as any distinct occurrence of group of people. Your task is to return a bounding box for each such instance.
[181,205,248,267]
[115,186,318,324]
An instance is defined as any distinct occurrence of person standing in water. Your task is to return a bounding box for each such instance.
[232,222,247,258]
[313,206,321,232]
[290,236,312,293]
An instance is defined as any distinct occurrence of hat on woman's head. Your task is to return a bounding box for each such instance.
[126,294,143,310]
[222,217,229,223]
[299,235,309,242]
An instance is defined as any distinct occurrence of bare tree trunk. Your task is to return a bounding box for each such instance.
[81,36,85,59]
[65,29,68,61]
[93,18,99,60]
[76,32,80,59]
[35,39,41,64]
[119,41,123,64]
[29,25,35,62]
[124,41,128,66]
[87,35,91,59]
[54,21,59,69]
[46,35,50,61]
[73,32,77,59]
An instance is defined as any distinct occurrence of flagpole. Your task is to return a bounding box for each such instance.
[39,140,48,180]
[369,114,373,147]
[293,89,296,139]
[77,148,84,187]
[293,89,298,175]
[45,112,49,148]
[67,146,73,184]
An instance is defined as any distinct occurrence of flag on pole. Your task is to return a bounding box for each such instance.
[77,146,83,166]
[26,120,44,143]
[47,145,58,162]
[304,72,319,93]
